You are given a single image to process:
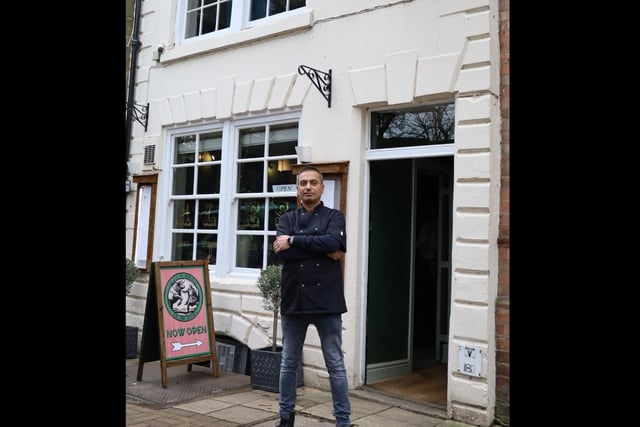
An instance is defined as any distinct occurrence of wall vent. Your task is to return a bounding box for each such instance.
[191,341,248,374]
[216,342,236,372]
[143,144,156,165]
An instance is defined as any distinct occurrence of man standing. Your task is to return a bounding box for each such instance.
[273,166,351,427]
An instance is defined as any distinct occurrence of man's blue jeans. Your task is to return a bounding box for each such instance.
[279,313,351,427]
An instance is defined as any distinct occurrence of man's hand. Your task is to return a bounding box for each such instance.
[273,235,290,254]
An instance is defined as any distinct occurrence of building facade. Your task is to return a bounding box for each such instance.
[125,1,509,425]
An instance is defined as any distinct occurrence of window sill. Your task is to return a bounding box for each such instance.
[162,10,313,64]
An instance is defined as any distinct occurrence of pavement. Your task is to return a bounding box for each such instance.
[125,358,478,427]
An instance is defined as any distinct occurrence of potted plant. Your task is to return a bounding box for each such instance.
[125,258,139,359]
[126,258,138,295]
[250,264,303,392]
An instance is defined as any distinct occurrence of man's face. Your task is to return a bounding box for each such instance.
[297,170,324,206]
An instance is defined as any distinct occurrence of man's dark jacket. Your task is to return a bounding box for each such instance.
[276,202,347,316]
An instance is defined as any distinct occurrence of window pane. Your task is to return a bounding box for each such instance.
[174,200,195,229]
[290,0,305,10]
[268,123,298,156]
[197,164,221,194]
[238,162,264,193]
[251,0,305,20]
[202,4,217,33]
[172,233,194,261]
[175,135,197,164]
[371,103,455,149]
[238,198,264,230]
[250,0,267,20]
[185,10,200,38]
[236,234,264,268]
[269,197,297,231]
[200,131,222,160]
[218,0,232,30]
[173,167,194,195]
[267,235,278,265]
[267,160,295,192]
[197,233,217,264]
[268,140,296,156]
[270,0,286,15]
[198,200,219,229]
[239,127,266,158]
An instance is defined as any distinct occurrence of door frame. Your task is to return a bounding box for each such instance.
[359,145,455,385]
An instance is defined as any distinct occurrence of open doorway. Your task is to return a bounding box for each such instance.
[365,156,453,406]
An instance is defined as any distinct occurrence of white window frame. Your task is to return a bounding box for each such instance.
[175,0,308,46]
[161,111,301,279]
[366,102,456,160]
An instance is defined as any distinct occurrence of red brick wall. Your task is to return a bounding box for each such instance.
[495,0,510,425]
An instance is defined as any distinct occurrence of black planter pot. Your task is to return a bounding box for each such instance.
[250,346,304,393]
[125,326,138,359]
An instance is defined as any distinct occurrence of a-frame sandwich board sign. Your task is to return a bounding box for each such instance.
[137,260,218,388]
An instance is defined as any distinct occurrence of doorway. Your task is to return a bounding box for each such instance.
[365,156,453,406]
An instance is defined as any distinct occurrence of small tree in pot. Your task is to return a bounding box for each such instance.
[251,264,303,392]
[256,264,282,352]
[126,258,139,295]
[125,258,140,358]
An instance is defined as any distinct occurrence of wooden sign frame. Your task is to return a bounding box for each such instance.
[137,260,218,388]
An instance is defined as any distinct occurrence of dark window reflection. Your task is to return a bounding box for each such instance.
[197,164,221,194]
[269,197,296,230]
[236,235,264,268]
[290,0,305,11]
[218,1,232,30]
[238,198,264,230]
[202,4,217,33]
[267,235,278,265]
[173,200,195,229]
[198,200,219,230]
[238,162,264,193]
[197,234,217,264]
[172,233,194,261]
[250,0,305,21]
[250,0,267,20]
[371,103,455,149]
[270,0,286,16]
[239,127,265,159]
[268,122,298,156]
[173,167,194,195]
[175,135,196,164]
[267,160,295,191]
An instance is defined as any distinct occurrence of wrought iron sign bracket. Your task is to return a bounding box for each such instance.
[127,102,149,132]
[298,65,331,108]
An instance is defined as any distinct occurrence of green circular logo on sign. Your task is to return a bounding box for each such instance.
[164,273,203,322]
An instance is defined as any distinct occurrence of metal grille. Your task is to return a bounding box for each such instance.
[216,342,236,372]
[143,144,155,164]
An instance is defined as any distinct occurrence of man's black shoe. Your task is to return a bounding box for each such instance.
[275,410,295,426]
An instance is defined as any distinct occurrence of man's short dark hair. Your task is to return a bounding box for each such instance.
[298,165,324,182]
